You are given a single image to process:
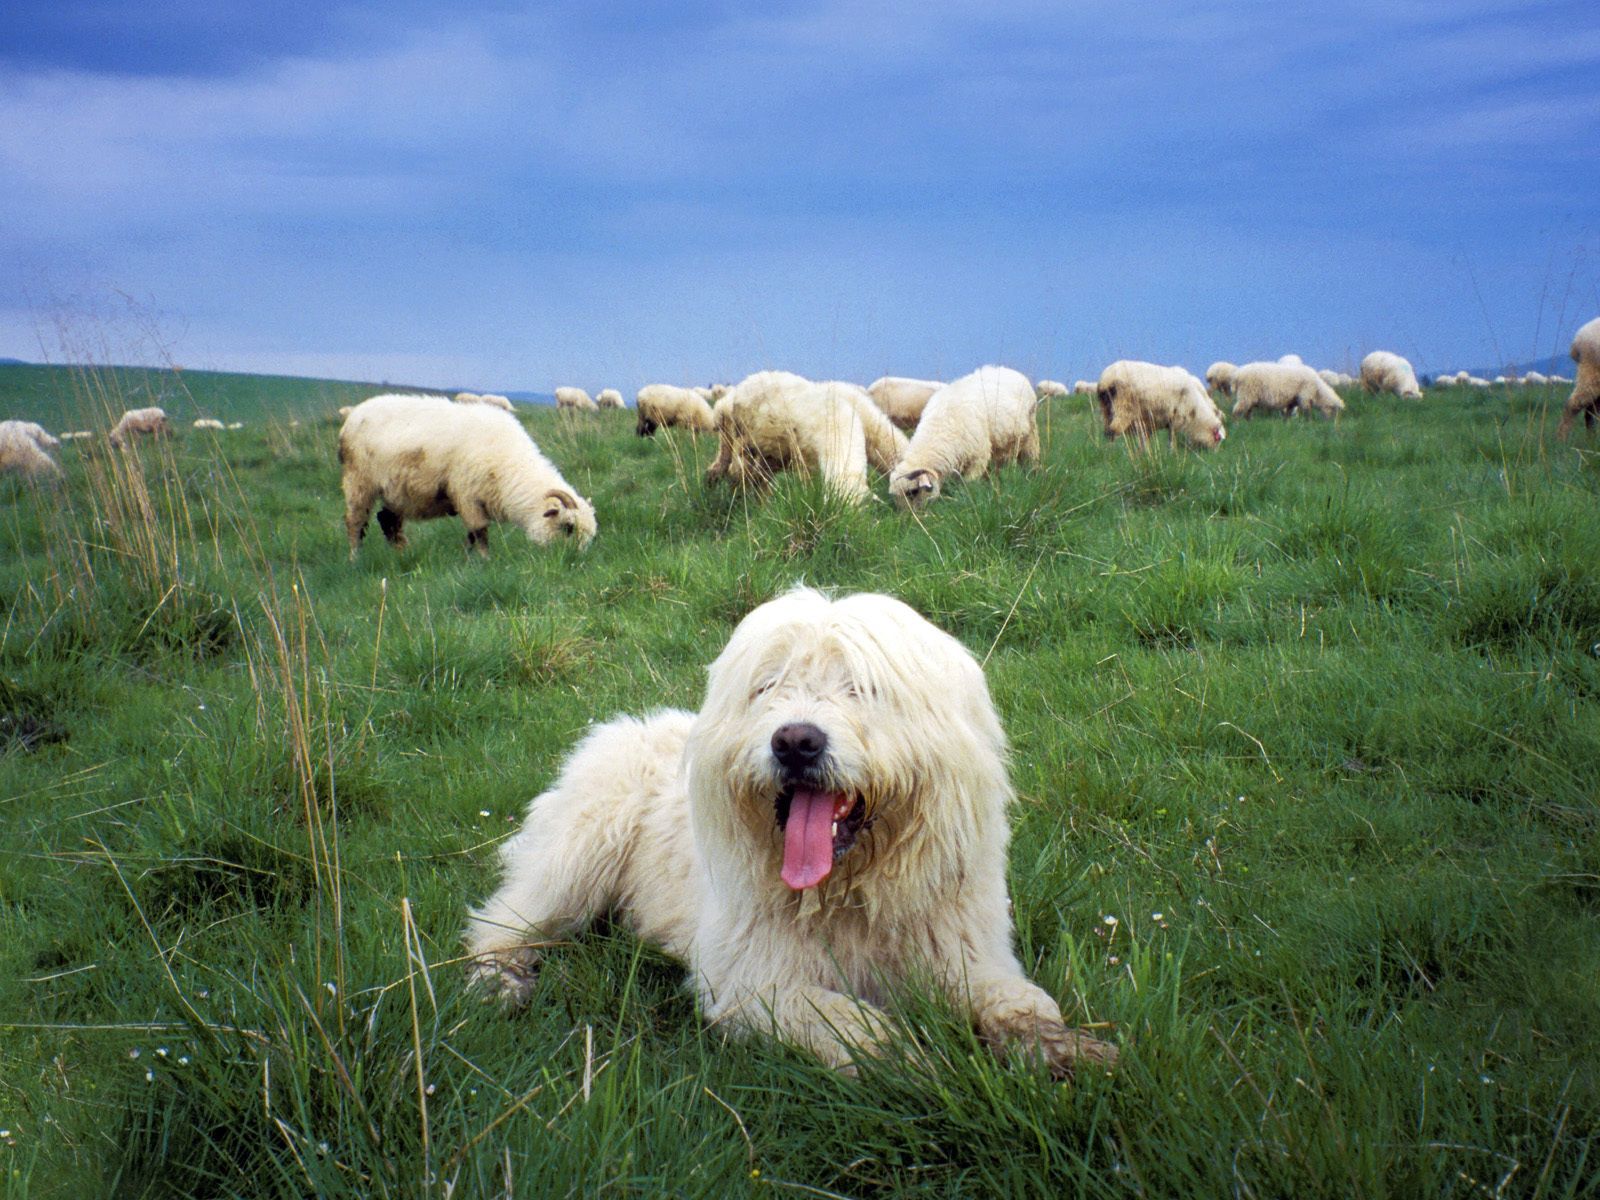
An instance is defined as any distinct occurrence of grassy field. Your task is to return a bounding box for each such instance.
[2,364,1598,1197]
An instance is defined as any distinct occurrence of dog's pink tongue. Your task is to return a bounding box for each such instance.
[781,788,839,890]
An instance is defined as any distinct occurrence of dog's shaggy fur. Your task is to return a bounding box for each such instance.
[466,588,1117,1075]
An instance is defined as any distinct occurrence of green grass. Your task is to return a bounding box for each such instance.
[2,367,1598,1197]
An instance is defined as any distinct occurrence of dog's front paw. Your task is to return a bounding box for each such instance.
[1036,1022,1119,1078]
[465,951,538,1010]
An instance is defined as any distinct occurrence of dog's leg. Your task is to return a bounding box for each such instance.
[464,836,623,1010]
[965,972,1118,1078]
[713,983,897,1073]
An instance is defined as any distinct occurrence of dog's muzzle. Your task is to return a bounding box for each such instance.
[769,723,867,891]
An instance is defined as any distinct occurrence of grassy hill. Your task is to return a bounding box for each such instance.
[2,376,1598,1196]
[0,362,446,429]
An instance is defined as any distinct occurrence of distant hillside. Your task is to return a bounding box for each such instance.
[0,363,447,428]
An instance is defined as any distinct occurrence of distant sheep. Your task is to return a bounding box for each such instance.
[192,418,225,430]
[555,387,598,413]
[888,365,1039,506]
[1360,351,1422,399]
[108,407,170,448]
[866,377,943,430]
[1073,380,1097,395]
[1035,379,1070,400]
[705,371,878,503]
[339,393,595,558]
[1524,371,1549,385]
[1095,361,1226,450]
[1557,316,1600,438]
[475,393,516,412]
[1206,362,1238,396]
[226,422,244,431]
[0,420,62,479]
[635,384,715,436]
[596,388,625,409]
[1277,354,1304,367]
[1231,362,1344,420]
[60,430,93,442]
[454,392,482,403]
[1465,376,1491,389]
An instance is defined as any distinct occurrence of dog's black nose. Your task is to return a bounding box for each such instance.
[771,722,827,772]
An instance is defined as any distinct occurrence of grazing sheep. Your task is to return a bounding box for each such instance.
[1524,371,1549,385]
[704,371,878,503]
[108,407,170,448]
[1206,362,1238,396]
[192,418,225,430]
[1557,316,1600,438]
[339,393,595,559]
[866,377,944,431]
[454,392,482,403]
[887,365,1040,507]
[1551,374,1572,384]
[1277,354,1304,367]
[3,420,60,452]
[226,422,244,431]
[635,384,716,436]
[1494,375,1510,386]
[478,393,515,412]
[596,388,625,409]
[1319,369,1345,388]
[1036,379,1070,400]
[1465,376,1491,389]
[555,387,598,413]
[1094,361,1226,450]
[1360,351,1423,399]
[1073,380,1097,395]
[0,420,62,479]
[1231,362,1345,420]
[60,430,93,442]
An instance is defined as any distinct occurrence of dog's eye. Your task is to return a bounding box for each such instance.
[750,679,776,699]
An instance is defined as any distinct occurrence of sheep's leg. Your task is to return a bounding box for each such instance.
[1019,426,1042,466]
[376,507,407,550]
[458,500,491,558]
[343,485,377,560]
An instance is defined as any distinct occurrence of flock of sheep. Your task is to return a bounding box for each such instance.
[6,319,1599,547]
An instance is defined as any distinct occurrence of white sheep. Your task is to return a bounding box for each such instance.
[1094,361,1226,450]
[704,371,879,503]
[1524,371,1549,385]
[887,365,1040,506]
[1319,368,1344,388]
[1230,362,1345,420]
[59,430,93,441]
[1035,379,1070,400]
[0,420,62,479]
[595,388,625,409]
[454,392,482,403]
[108,407,170,447]
[555,387,598,413]
[1073,380,1097,395]
[1277,354,1304,367]
[1359,351,1423,399]
[1557,316,1600,438]
[635,384,715,436]
[192,418,225,430]
[1465,376,1491,389]
[339,394,595,558]
[1206,362,1238,396]
[866,376,944,430]
[226,422,244,431]
[475,393,516,412]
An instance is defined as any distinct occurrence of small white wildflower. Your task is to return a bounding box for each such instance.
[156,1047,168,1057]
[0,1130,10,1138]
[1108,956,1120,966]
[1103,914,1119,927]
[325,982,337,996]
[198,703,206,711]
[1151,912,1164,921]
[129,1048,141,1060]
[425,1083,436,1096]
[178,1056,190,1066]
[478,810,491,818]
[1480,1075,1492,1085]
[144,1070,154,1082]
[197,989,209,999]
[317,1141,330,1156]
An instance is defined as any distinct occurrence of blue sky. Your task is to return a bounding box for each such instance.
[3,1,1598,390]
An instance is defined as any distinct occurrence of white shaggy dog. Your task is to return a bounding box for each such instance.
[466,588,1117,1076]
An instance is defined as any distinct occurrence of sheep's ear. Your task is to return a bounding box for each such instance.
[545,487,579,512]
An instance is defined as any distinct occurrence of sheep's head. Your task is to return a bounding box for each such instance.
[1179,383,1227,449]
[889,466,941,507]
[528,487,596,549]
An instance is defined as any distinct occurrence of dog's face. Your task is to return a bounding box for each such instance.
[687,588,1009,895]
